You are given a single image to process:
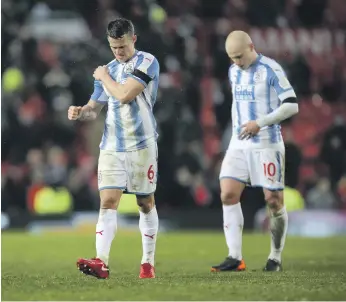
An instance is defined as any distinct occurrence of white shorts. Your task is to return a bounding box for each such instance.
[219,147,285,191]
[98,144,158,195]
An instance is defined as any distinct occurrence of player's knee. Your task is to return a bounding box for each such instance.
[99,189,122,209]
[264,190,283,212]
[221,191,241,205]
[136,194,155,213]
[100,195,119,209]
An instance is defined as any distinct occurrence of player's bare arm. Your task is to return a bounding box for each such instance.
[93,65,145,104]
[239,101,298,140]
[68,100,104,121]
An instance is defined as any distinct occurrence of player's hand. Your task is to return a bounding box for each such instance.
[93,65,109,81]
[68,106,82,120]
[239,121,260,140]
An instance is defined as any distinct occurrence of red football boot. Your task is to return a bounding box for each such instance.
[139,263,155,278]
[76,257,109,279]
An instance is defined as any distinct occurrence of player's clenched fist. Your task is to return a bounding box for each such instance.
[93,65,109,81]
[68,106,82,120]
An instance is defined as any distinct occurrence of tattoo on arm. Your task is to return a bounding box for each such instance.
[78,105,98,121]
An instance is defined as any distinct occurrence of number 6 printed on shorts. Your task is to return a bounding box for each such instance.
[147,164,155,184]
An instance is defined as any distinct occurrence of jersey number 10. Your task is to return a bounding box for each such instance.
[263,163,276,177]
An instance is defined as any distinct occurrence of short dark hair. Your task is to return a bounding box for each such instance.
[107,18,135,39]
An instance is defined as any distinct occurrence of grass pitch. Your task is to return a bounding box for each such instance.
[2,231,346,301]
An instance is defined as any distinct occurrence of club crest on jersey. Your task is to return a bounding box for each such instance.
[124,61,135,74]
[254,71,265,83]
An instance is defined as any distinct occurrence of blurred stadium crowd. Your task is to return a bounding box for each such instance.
[2,0,346,216]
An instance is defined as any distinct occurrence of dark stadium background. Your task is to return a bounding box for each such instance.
[2,1,346,301]
[2,0,346,235]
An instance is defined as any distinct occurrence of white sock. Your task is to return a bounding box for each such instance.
[223,203,244,261]
[139,207,159,265]
[96,209,117,265]
[269,206,288,263]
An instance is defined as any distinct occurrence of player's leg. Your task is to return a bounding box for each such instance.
[249,148,287,271]
[77,150,126,279]
[77,188,122,279]
[136,194,158,278]
[263,189,287,271]
[211,149,247,272]
[126,144,158,278]
[95,188,123,266]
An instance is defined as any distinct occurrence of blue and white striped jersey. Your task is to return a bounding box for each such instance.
[229,54,296,149]
[91,50,159,152]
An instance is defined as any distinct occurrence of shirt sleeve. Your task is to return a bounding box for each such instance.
[90,80,108,103]
[268,66,296,101]
[128,54,160,87]
[256,103,299,128]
